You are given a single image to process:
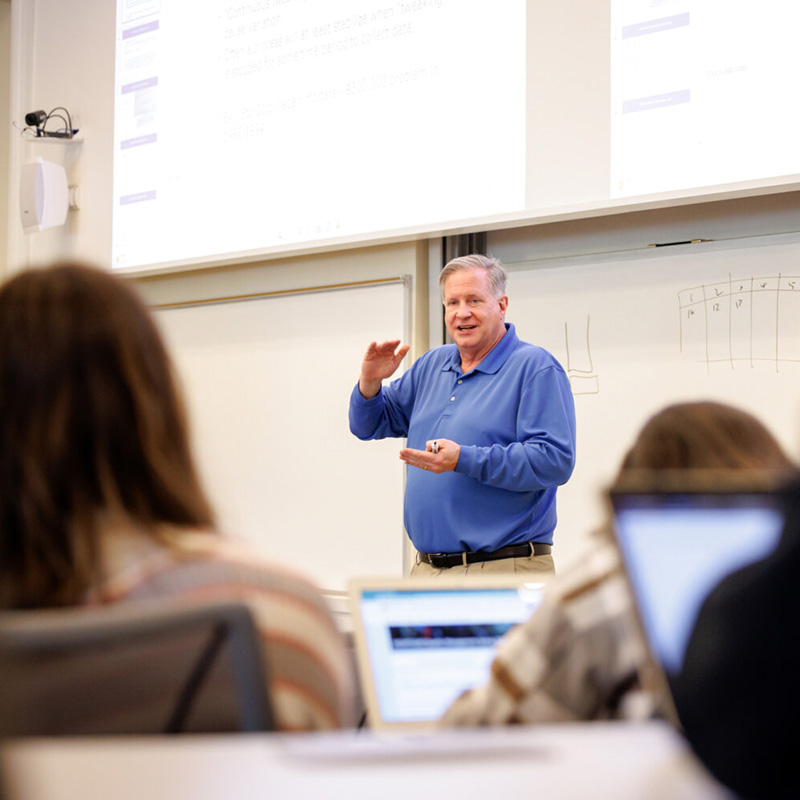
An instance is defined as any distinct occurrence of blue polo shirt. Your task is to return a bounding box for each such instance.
[349,324,576,554]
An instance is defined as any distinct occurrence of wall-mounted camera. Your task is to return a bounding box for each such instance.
[24,110,48,128]
[23,107,79,139]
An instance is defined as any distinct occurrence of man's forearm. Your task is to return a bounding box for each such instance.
[358,377,382,399]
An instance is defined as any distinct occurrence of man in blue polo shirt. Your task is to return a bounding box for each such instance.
[349,254,576,575]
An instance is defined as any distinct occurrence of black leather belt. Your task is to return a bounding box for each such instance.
[418,542,552,569]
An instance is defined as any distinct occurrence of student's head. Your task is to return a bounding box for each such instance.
[618,400,794,474]
[0,263,214,609]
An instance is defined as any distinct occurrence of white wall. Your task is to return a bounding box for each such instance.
[6,0,114,272]
[1,0,11,274]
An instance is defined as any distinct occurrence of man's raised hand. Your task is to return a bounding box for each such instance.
[358,340,410,398]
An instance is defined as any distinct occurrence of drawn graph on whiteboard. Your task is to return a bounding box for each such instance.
[678,275,800,372]
[564,315,599,395]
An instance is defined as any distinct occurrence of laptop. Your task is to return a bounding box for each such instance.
[348,574,550,733]
[609,472,791,724]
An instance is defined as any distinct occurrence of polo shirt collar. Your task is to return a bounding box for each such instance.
[443,323,518,376]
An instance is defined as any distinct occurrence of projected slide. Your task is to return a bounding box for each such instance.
[112,0,526,270]
[610,0,800,198]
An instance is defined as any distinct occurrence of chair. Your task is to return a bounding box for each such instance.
[0,599,275,736]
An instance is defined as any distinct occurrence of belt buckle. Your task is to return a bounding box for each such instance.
[427,552,444,567]
[433,552,461,569]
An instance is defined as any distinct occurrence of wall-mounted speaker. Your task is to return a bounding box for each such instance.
[19,157,69,233]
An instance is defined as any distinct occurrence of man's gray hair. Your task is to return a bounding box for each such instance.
[439,254,507,299]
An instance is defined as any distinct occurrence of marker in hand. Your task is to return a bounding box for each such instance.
[399,438,459,474]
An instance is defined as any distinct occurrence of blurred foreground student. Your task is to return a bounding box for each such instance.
[0,263,355,731]
[441,401,795,725]
[674,483,800,799]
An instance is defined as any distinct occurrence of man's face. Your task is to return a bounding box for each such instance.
[443,268,508,362]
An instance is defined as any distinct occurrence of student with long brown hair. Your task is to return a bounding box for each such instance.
[0,262,355,730]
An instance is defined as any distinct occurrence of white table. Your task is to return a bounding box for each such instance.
[0,720,733,800]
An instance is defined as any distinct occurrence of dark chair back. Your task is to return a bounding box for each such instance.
[0,599,275,736]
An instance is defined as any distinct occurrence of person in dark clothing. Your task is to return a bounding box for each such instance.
[675,486,800,800]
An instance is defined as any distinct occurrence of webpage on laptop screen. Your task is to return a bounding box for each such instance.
[359,588,543,723]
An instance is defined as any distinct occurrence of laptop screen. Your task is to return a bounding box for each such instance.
[611,488,787,679]
[349,578,547,730]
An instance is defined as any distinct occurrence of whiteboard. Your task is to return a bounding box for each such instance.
[154,280,408,592]
[506,234,800,569]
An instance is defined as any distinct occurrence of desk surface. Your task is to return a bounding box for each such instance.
[1,720,732,800]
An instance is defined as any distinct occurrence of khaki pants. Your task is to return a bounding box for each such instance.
[410,553,555,577]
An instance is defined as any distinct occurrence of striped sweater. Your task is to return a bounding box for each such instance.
[85,524,356,731]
